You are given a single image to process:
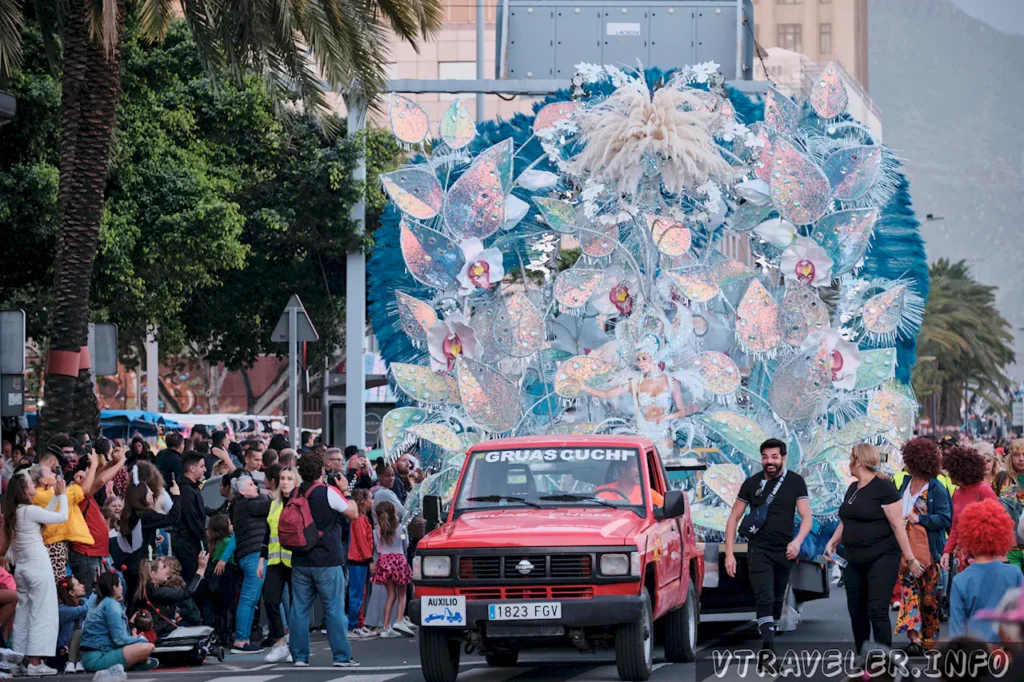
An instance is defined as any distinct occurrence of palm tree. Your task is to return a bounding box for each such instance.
[0,0,443,438]
[912,259,1016,428]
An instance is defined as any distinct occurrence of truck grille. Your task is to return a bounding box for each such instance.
[459,553,593,580]
[458,586,594,600]
[458,556,501,580]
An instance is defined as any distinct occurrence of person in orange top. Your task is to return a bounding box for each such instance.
[595,462,664,506]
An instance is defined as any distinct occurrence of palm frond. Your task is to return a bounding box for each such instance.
[0,0,23,77]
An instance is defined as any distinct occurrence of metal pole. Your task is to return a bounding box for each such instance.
[345,88,368,450]
[321,356,330,446]
[476,0,486,121]
[289,308,298,449]
[145,332,158,413]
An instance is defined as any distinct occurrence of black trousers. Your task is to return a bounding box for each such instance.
[842,552,901,652]
[262,563,292,642]
[172,535,202,582]
[748,545,793,635]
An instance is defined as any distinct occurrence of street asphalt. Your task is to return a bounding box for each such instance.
[126,580,949,682]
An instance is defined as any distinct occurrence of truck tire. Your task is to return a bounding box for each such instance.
[615,587,654,681]
[664,579,699,662]
[485,651,519,667]
[420,629,461,682]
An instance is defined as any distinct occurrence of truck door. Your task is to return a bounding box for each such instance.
[647,447,684,610]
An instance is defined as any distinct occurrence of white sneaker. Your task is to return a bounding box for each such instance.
[264,645,290,663]
[359,627,379,639]
[63,663,76,675]
[379,628,401,639]
[401,617,419,630]
[74,663,85,674]
[26,663,57,677]
[392,621,415,638]
[293,661,309,668]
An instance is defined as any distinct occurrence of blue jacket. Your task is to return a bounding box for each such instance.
[898,477,952,563]
[58,594,96,648]
[79,598,148,652]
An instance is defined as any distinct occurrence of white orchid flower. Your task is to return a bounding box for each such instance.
[824,329,861,390]
[426,313,481,373]
[456,238,505,296]
[754,218,798,248]
[780,237,834,288]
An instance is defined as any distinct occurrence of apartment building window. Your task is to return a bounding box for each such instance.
[777,24,803,52]
[819,23,832,54]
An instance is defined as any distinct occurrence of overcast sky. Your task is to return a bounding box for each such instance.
[950,0,1024,35]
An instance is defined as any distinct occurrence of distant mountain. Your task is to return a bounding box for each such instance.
[869,0,1024,380]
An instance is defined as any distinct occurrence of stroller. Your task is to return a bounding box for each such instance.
[152,625,226,667]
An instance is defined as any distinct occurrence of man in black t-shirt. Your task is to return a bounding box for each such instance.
[725,438,813,657]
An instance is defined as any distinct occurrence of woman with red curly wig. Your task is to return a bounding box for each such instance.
[941,447,999,572]
[895,437,952,653]
[948,499,1022,642]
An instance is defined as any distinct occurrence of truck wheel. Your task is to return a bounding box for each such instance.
[485,651,519,667]
[420,629,461,682]
[615,587,653,681]
[664,578,699,662]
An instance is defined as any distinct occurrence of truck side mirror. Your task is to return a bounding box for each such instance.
[660,490,686,519]
[423,494,443,532]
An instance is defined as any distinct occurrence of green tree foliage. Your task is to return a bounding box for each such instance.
[912,259,1016,423]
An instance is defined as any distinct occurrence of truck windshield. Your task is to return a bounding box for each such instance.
[454,446,646,511]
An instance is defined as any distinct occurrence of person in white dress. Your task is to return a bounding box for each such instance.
[1,470,69,677]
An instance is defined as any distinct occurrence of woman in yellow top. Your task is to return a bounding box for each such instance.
[31,453,99,582]
[261,465,297,663]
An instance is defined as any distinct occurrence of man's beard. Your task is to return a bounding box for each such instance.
[764,464,780,478]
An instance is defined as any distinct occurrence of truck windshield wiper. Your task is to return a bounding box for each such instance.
[466,495,541,508]
[538,493,617,509]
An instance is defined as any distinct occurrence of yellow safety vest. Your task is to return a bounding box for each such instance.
[267,500,292,567]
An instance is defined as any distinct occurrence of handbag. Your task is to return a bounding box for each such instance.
[739,471,786,539]
[900,522,933,574]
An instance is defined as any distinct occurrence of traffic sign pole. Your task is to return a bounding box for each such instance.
[289,307,299,449]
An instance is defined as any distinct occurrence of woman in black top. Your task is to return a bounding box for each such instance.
[824,443,924,654]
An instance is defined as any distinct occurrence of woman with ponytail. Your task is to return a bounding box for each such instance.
[115,465,181,609]
[79,572,157,673]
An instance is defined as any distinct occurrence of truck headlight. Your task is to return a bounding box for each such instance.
[422,556,452,578]
[600,553,630,576]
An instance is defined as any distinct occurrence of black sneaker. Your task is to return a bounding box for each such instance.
[231,643,265,654]
[132,658,160,672]
[333,659,360,668]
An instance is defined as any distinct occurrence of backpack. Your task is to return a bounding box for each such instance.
[278,483,323,551]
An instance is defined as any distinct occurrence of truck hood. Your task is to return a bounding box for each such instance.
[420,508,648,550]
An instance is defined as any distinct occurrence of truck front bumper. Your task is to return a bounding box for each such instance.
[409,595,645,630]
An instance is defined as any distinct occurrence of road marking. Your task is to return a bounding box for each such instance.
[273,663,489,672]
[323,675,405,682]
[200,676,282,682]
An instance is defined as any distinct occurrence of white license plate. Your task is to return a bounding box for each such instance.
[488,602,561,621]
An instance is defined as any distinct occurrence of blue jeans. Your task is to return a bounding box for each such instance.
[234,553,265,643]
[289,565,352,664]
[347,565,369,629]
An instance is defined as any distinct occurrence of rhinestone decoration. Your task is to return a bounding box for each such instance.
[400,219,463,290]
[408,424,463,452]
[680,352,741,396]
[810,62,848,120]
[534,197,578,234]
[812,208,879,274]
[736,280,783,353]
[443,155,505,241]
[380,169,443,220]
[439,98,476,150]
[854,348,898,391]
[580,221,618,257]
[647,215,691,256]
[714,258,756,288]
[763,87,800,134]
[534,101,576,136]
[731,201,776,232]
[691,503,731,532]
[823,145,882,202]
[669,266,720,303]
[395,292,438,346]
[389,95,430,144]
[381,407,428,453]
[868,390,915,439]
[494,292,545,358]
[770,137,832,225]
[697,412,769,463]
[704,463,745,505]
[863,286,906,335]
[475,138,514,194]
[781,283,829,347]
[391,363,451,404]
[457,358,520,432]
[554,268,604,309]
[768,333,831,420]
[554,355,618,399]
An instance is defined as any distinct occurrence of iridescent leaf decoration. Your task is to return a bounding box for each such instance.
[780,283,829,347]
[763,87,800,134]
[811,208,878,273]
[382,407,428,453]
[400,220,463,290]
[868,390,915,442]
[533,101,576,136]
[770,137,832,225]
[443,154,505,241]
[854,348,897,391]
[548,422,600,435]
[380,169,443,220]
[810,62,848,120]
[395,292,438,346]
[714,259,756,288]
[579,221,618,257]
[391,363,451,404]
[533,197,578,234]
[679,352,741,396]
[736,280,783,354]
[862,286,907,336]
[823,145,883,202]
[768,334,830,420]
[668,266,720,303]
[554,355,618,399]
[408,424,463,452]
[751,124,777,183]
[647,215,691,256]
[704,463,745,505]
[554,268,604,309]
[691,503,732,532]
[439,98,476,149]
[475,138,514,194]
[731,201,776,232]
[697,412,769,463]
[495,293,545,358]
[389,94,430,144]
[457,358,520,432]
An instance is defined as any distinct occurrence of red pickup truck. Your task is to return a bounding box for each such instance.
[409,435,704,682]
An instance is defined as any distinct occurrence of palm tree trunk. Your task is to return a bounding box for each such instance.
[38,0,124,441]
